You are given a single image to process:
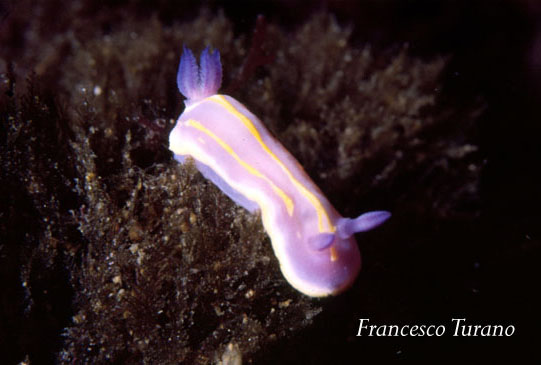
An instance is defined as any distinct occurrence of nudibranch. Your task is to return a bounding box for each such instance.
[169,46,390,297]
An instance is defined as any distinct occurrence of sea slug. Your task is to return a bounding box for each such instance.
[169,46,390,297]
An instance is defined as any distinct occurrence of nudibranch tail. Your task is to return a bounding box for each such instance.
[177,46,222,103]
[337,211,391,239]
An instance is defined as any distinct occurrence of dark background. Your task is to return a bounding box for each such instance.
[1,0,540,363]
[261,2,541,363]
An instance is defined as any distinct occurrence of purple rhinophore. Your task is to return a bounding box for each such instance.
[308,232,336,251]
[336,211,391,239]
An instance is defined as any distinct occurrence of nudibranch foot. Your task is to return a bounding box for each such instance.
[175,154,260,213]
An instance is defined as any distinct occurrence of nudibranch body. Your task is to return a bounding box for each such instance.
[169,46,390,297]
